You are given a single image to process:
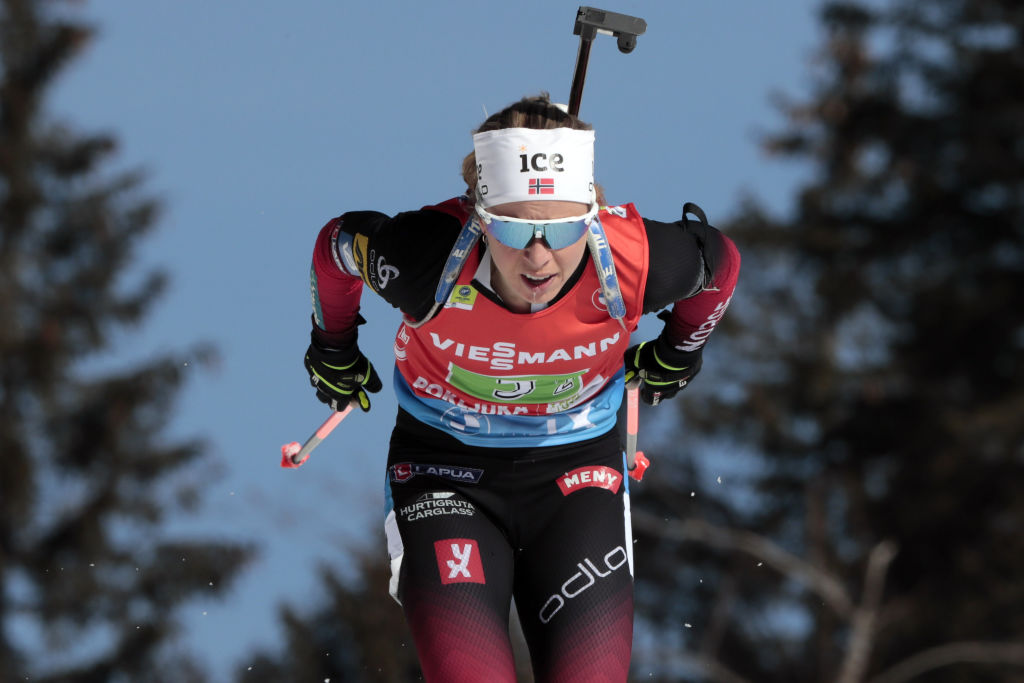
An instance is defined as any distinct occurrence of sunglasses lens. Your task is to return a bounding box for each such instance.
[541,221,589,249]
[485,218,589,250]
[485,221,536,249]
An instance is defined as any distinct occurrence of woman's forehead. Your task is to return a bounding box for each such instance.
[486,200,590,220]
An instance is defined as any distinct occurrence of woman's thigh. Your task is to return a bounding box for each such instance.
[513,451,634,682]
[388,478,517,682]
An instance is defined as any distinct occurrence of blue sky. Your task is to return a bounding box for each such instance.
[49,1,822,678]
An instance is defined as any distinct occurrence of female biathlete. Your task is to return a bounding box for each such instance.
[303,94,740,682]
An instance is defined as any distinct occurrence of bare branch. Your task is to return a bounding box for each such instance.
[835,540,898,683]
[633,511,855,617]
[869,641,1024,683]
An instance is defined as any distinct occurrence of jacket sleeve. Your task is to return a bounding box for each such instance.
[663,230,739,352]
[309,198,469,345]
[642,215,740,352]
[310,216,365,347]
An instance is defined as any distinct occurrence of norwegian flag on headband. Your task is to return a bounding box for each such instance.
[528,178,555,195]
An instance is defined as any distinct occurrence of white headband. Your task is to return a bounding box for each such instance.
[472,127,595,208]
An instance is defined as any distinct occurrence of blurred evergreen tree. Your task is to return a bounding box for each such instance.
[235,549,540,681]
[235,553,425,682]
[0,1,252,679]
[632,0,1024,681]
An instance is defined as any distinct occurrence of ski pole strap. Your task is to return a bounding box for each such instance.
[586,214,627,327]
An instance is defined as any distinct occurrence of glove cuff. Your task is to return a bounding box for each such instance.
[309,331,360,366]
[653,331,703,369]
[310,314,366,360]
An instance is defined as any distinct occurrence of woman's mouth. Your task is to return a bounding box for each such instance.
[521,273,555,290]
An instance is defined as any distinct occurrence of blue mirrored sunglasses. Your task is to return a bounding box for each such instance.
[475,204,598,250]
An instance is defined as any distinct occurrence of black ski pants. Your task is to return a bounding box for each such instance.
[384,411,634,682]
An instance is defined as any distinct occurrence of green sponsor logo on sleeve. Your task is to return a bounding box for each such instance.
[447,363,587,404]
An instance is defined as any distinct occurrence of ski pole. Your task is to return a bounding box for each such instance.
[625,380,650,481]
[567,6,647,116]
[280,404,353,468]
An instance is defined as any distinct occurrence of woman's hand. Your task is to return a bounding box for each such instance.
[624,337,703,406]
[304,339,382,412]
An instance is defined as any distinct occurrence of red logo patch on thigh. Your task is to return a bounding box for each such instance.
[434,538,486,585]
[556,466,622,495]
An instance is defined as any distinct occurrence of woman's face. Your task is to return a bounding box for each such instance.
[483,200,590,313]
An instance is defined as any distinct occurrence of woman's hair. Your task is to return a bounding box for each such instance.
[461,93,606,205]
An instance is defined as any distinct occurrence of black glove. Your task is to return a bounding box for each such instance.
[304,335,382,412]
[624,332,703,406]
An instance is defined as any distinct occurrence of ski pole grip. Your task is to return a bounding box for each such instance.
[625,380,641,470]
[626,381,640,435]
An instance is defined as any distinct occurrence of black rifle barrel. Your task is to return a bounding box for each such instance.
[567,6,646,116]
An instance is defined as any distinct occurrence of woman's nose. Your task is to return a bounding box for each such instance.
[522,238,552,264]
